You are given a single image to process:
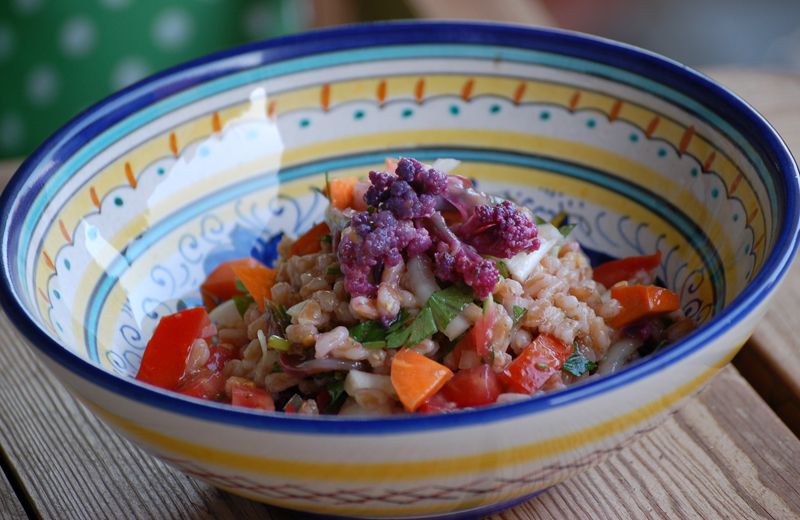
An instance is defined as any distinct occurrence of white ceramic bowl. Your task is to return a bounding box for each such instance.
[1,22,798,519]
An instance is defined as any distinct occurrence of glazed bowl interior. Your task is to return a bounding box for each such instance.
[3,23,796,386]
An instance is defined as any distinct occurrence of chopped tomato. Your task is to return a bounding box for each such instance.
[135,307,212,390]
[289,222,331,257]
[418,392,458,414]
[609,285,680,328]
[176,369,225,400]
[200,257,264,309]
[351,180,370,211]
[593,251,662,288]
[440,364,503,408]
[391,349,454,412]
[232,263,277,312]
[205,345,236,373]
[231,384,275,411]
[452,304,496,366]
[499,334,573,395]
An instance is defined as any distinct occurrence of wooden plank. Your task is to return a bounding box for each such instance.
[704,69,800,433]
[0,461,27,520]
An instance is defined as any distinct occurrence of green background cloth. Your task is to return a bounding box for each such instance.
[0,0,310,158]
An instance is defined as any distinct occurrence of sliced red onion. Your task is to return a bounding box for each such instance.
[279,353,367,377]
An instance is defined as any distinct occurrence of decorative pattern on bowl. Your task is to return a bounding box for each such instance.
[1,23,797,519]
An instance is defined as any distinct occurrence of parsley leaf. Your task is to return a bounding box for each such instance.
[562,346,598,377]
[349,320,386,343]
[234,279,247,293]
[427,285,475,332]
[325,380,347,414]
[558,223,577,237]
[406,306,438,347]
[385,286,474,349]
[534,215,548,225]
[233,294,255,317]
[512,305,527,327]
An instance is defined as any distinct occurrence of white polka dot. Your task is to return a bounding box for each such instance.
[0,113,24,151]
[100,0,130,8]
[26,65,60,106]
[0,23,14,62]
[242,3,274,40]
[60,16,96,58]
[152,8,193,50]
[13,0,42,15]
[111,57,150,90]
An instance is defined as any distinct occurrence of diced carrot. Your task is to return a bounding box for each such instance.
[499,334,572,394]
[352,180,370,211]
[593,251,662,288]
[232,263,277,312]
[289,222,331,257]
[326,176,359,210]
[200,257,264,309]
[609,285,680,328]
[391,349,454,412]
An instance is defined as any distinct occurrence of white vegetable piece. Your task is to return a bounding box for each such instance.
[207,299,243,328]
[344,370,397,398]
[443,313,471,340]
[504,223,563,283]
[406,255,440,307]
[431,158,461,173]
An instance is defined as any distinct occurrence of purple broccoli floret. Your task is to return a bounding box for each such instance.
[456,200,540,258]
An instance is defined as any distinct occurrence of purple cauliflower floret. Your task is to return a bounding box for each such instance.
[364,158,447,220]
[426,213,499,298]
[339,210,426,297]
[456,200,540,259]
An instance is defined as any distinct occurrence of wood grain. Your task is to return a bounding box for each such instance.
[0,463,27,520]
[705,69,800,434]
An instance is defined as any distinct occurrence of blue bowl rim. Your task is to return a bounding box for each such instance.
[1,21,798,436]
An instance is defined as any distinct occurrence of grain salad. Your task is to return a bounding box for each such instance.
[134,158,694,415]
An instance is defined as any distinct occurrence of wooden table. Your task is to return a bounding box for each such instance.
[1,69,799,519]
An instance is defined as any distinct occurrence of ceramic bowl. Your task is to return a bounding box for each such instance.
[1,22,798,519]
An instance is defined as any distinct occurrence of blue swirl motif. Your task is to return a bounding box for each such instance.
[111,191,325,374]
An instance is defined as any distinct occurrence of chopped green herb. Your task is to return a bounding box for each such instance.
[534,215,548,225]
[326,265,341,276]
[535,362,549,371]
[233,294,255,316]
[176,299,187,311]
[267,301,290,329]
[512,305,527,327]
[234,279,247,293]
[362,340,387,349]
[495,259,510,278]
[349,320,386,343]
[550,210,568,228]
[428,285,475,332]
[320,234,332,244]
[267,335,290,351]
[325,380,347,414]
[385,286,474,349]
[562,346,598,377]
[558,223,577,237]
[324,171,332,204]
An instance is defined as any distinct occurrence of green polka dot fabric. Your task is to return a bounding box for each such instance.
[0,0,310,158]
